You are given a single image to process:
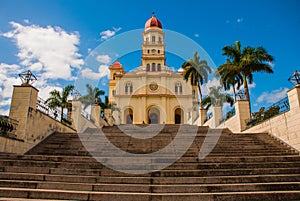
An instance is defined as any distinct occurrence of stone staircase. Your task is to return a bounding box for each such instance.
[0,124,300,200]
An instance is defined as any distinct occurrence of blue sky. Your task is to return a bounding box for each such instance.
[0,0,300,115]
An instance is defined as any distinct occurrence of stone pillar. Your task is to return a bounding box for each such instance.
[212,106,222,128]
[287,84,300,112]
[198,108,207,126]
[104,109,114,126]
[9,85,39,140]
[112,110,121,125]
[234,100,251,132]
[91,104,101,127]
[70,100,82,132]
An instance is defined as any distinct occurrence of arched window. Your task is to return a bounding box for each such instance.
[112,90,116,96]
[113,73,116,80]
[175,82,182,94]
[158,50,160,54]
[157,64,161,71]
[152,63,156,72]
[125,82,133,94]
[158,37,162,44]
[152,36,155,43]
[146,64,150,72]
[147,50,150,54]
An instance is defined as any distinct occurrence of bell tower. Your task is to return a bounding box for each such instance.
[142,12,166,72]
[108,61,124,104]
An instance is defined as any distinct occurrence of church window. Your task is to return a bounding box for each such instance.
[158,37,162,44]
[158,50,160,54]
[175,82,183,94]
[151,49,156,53]
[152,63,156,71]
[125,82,133,94]
[157,64,161,71]
[147,50,150,54]
[152,36,155,43]
[146,64,150,72]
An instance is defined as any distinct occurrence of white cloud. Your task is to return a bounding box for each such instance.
[202,78,222,96]
[81,65,109,80]
[38,86,62,101]
[24,19,30,24]
[237,18,244,23]
[0,108,9,116]
[96,54,112,64]
[256,87,288,104]
[2,21,84,80]
[194,34,199,38]
[100,27,121,40]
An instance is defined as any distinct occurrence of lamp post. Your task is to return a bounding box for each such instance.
[288,70,300,86]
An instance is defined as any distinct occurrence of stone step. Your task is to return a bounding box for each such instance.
[1,187,300,201]
[1,172,300,186]
[1,179,300,193]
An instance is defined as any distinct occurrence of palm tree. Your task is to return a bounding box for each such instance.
[45,85,74,121]
[216,59,243,102]
[218,41,274,111]
[202,86,234,110]
[182,51,212,108]
[79,84,105,110]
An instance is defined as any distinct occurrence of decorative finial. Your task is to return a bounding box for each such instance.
[288,70,300,86]
[152,11,155,17]
[18,70,37,86]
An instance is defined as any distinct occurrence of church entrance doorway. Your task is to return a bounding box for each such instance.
[148,107,160,124]
[175,108,183,124]
[125,108,133,124]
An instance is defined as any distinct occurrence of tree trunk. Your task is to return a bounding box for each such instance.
[243,73,251,114]
[232,83,236,102]
[198,81,203,108]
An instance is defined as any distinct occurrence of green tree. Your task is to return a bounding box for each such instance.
[79,84,105,110]
[216,59,243,102]
[202,86,234,110]
[45,85,74,121]
[182,51,212,108]
[218,41,274,111]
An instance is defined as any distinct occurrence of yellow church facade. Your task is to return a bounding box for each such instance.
[108,14,199,124]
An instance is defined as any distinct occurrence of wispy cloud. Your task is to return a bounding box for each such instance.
[2,21,84,80]
[96,54,112,64]
[256,87,288,104]
[236,18,244,23]
[194,33,199,38]
[81,65,109,80]
[100,27,121,40]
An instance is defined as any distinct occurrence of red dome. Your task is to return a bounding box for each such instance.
[112,61,121,67]
[145,13,162,29]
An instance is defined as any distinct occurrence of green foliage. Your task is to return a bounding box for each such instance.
[202,86,234,110]
[182,51,212,108]
[218,41,274,111]
[247,106,280,126]
[79,84,105,109]
[45,84,74,121]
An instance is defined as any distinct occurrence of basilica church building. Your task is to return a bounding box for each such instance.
[108,14,198,124]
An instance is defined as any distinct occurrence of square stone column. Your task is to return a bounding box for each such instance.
[198,108,207,126]
[9,85,39,140]
[287,84,300,112]
[234,100,250,132]
[91,104,101,127]
[211,106,222,128]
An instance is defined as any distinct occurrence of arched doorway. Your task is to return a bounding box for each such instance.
[175,108,183,124]
[124,108,133,124]
[148,107,160,124]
